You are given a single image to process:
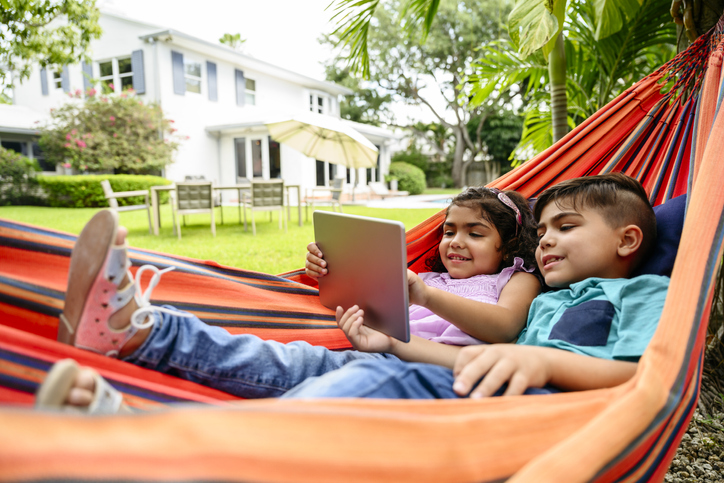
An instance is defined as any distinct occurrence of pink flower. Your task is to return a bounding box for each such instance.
[170,128,177,133]
[87,88,97,97]
[120,93,127,99]
[109,83,114,90]
[63,143,71,148]
[113,133,118,138]
[75,139,87,148]
[63,163,71,168]
[65,133,72,140]
[185,135,190,140]
[168,120,175,123]
[101,97,109,103]
[109,116,115,121]
[75,89,82,97]
[71,129,77,135]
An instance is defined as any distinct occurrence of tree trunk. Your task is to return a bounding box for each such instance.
[451,128,468,187]
[677,0,724,52]
[548,32,568,142]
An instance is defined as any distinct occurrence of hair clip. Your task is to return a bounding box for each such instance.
[488,188,522,227]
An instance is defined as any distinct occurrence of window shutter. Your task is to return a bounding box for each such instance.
[131,49,146,94]
[40,68,48,96]
[172,51,185,95]
[207,61,217,102]
[61,65,70,93]
[235,69,245,106]
[81,61,93,91]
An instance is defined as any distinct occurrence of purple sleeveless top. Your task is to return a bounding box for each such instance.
[409,257,532,346]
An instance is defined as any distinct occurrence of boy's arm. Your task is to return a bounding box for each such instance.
[451,344,638,398]
[410,271,540,343]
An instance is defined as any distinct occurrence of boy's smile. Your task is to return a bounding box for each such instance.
[439,205,504,279]
[536,201,628,288]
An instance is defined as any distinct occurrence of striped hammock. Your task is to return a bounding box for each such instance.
[1,18,724,483]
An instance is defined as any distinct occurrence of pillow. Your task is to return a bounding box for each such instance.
[633,194,686,277]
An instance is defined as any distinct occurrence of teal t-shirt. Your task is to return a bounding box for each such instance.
[516,275,670,362]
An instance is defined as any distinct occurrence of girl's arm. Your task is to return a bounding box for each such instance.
[336,305,463,368]
[409,271,540,343]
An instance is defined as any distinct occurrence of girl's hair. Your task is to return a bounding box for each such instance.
[424,187,539,274]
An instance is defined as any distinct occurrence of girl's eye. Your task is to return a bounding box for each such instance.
[469,233,483,238]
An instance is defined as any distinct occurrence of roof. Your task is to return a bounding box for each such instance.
[0,104,48,136]
[109,16,354,97]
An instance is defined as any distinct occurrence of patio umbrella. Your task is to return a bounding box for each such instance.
[265,112,378,168]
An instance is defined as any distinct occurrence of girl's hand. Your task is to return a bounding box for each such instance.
[336,305,396,353]
[305,242,327,279]
[407,269,429,306]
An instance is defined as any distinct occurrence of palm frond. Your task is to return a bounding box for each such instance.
[329,0,381,78]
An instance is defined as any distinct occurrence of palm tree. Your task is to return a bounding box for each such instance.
[330,0,675,150]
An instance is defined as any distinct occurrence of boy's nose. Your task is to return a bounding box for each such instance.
[539,232,553,247]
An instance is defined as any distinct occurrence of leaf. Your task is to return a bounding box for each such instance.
[508,0,559,58]
[591,0,642,40]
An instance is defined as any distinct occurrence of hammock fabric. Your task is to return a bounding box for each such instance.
[1,19,724,483]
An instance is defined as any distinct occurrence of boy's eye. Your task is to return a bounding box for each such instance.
[443,231,454,236]
[560,225,575,231]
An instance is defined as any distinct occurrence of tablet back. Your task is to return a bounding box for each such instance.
[314,211,410,342]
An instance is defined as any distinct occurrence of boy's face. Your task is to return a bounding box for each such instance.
[535,200,625,288]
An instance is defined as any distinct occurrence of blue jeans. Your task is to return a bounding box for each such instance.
[283,359,560,399]
[126,307,559,400]
[124,307,393,399]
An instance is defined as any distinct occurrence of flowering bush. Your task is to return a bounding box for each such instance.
[39,89,182,174]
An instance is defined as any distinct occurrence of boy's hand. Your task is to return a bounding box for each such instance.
[336,305,396,354]
[452,344,550,398]
[407,269,429,306]
[305,242,327,279]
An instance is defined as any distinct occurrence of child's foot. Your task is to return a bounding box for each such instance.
[35,359,129,414]
[59,210,152,358]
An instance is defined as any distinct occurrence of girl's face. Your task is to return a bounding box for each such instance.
[439,205,504,279]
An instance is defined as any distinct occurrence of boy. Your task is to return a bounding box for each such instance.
[41,173,668,407]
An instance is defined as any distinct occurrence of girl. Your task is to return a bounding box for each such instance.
[38,187,540,411]
[306,187,541,370]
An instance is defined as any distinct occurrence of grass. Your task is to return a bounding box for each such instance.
[0,204,443,274]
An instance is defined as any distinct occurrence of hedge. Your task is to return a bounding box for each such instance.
[388,162,426,195]
[37,174,172,208]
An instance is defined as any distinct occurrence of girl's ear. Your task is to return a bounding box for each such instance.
[617,225,643,258]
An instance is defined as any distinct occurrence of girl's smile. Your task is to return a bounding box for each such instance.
[439,205,505,279]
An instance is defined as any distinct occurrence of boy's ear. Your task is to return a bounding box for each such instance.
[617,225,644,258]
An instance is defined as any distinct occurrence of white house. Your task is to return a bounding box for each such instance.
[3,11,400,201]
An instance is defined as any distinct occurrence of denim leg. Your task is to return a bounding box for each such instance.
[123,306,393,399]
[282,358,561,399]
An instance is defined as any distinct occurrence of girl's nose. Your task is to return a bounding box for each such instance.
[450,234,465,248]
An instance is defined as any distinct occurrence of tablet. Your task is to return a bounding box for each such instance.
[313,211,410,342]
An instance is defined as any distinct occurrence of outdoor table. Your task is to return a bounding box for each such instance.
[215,185,251,225]
[285,184,302,227]
[150,184,175,236]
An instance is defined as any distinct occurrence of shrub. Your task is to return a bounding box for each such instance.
[0,147,41,205]
[39,89,182,174]
[389,162,426,195]
[391,146,429,173]
[37,174,172,208]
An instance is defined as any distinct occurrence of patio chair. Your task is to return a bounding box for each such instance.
[100,180,152,234]
[185,175,225,225]
[171,181,216,240]
[242,179,286,236]
[303,177,344,221]
[368,181,409,199]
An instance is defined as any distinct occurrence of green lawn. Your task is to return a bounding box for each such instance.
[0,204,443,274]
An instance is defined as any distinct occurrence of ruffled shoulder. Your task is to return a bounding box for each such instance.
[495,257,535,298]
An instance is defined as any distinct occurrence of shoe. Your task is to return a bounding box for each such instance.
[35,359,128,414]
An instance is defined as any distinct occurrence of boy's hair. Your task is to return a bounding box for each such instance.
[533,173,657,268]
[425,187,539,273]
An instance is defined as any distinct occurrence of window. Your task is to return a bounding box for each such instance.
[309,94,325,114]
[184,59,202,94]
[52,70,63,90]
[316,160,325,186]
[328,163,337,181]
[252,139,263,177]
[235,138,247,179]
[269,137,281,178]
[98,57,133,93]
[245,78,256,105]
